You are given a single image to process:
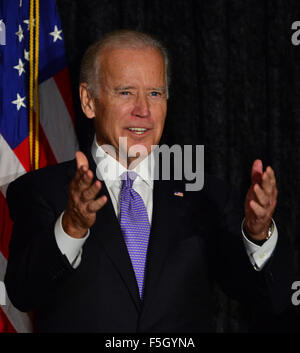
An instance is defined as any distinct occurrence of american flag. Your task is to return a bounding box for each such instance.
[0,0,78,332]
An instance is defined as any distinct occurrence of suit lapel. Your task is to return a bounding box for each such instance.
[142,177,185,313]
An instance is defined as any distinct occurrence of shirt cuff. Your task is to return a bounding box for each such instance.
[54,211,90,268]
[242,219,278,271]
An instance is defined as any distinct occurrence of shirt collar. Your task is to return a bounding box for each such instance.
[91,136,154,189]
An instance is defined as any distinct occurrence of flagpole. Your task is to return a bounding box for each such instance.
[29,0,40,171]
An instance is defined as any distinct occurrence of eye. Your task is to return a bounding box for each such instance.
[149,91,161,97]
[119,91,131,96]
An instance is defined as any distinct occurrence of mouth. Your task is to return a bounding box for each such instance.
[127,127,150,136]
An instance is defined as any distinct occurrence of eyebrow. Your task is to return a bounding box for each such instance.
[114,86,136,91]
[114,86,166,92]
[149,87,166,92]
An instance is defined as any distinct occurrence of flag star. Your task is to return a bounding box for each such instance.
[14,59,26,76]
[49,25,62,42]
[23,19,35,30]
[15,25,24,42]
[12,94,26,111]
[24,49,29,61]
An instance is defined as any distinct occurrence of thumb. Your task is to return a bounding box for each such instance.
[251,159,263,185]
[75,151,89,170]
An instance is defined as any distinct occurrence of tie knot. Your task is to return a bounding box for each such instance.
[121,171,137,189]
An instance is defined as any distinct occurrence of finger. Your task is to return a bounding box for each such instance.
[266,166,277,189]
[87,195,108,213]
[81,168,94,185]
[253,183,270,208]
[74,168,94,192]
[251,159,263,185]
[261,171,273,195]
[76,151,89,170]
[267,166,276,180]
[81,180,102,202]
[249,199,267,219]
[261,167,276,195]
[268,168,278,203]
[73,167,82,183]
[72,151,89,185]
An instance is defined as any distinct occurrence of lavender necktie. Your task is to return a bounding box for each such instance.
[119,171,150,298]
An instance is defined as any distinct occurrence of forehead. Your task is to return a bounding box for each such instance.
[98,47,166,83]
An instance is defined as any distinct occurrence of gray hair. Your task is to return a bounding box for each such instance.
[79,29,170,98]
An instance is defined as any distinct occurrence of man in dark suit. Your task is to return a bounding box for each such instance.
[4,30,293,332]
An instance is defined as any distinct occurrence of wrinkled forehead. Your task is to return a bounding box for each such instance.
[98,46,166,79]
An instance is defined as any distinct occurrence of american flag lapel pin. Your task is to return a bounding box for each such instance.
[174,191,184,197]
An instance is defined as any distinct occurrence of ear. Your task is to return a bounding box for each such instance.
[79,83,96,119]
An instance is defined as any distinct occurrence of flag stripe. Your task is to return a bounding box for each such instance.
[39,77,78,163]
[13,137,31,172]
[0,307,17,333]
[53,67,76,126]
[38,122,58,167]
[0,252,33,333]
[0,134,26,197]
[13,119,59,172]
[0,190,13,260]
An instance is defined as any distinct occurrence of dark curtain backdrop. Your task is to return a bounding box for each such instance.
[56,0,300,332]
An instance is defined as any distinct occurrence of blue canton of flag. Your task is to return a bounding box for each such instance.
[0,0,68,153]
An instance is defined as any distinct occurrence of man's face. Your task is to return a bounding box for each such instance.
[91,47,167,163]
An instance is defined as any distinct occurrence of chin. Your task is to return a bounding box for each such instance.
[127,141,152,157]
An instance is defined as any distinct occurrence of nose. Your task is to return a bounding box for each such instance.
[132,93,150,118]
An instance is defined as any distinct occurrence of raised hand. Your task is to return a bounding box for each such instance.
[244,159,278,241]
[62,151,107,238]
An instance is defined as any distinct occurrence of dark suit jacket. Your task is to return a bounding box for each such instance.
[4,150,293,332]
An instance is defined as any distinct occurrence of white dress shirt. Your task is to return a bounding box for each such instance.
[55,137,278,270]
